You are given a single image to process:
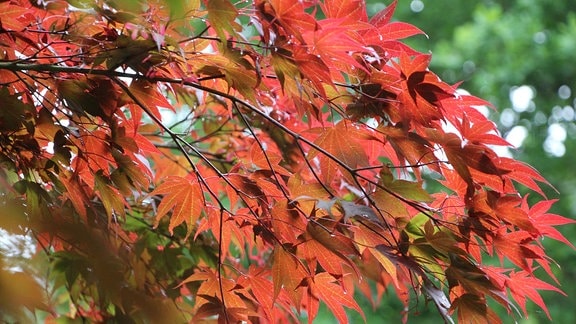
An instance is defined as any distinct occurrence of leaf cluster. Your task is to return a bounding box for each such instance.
[0,0,572,323]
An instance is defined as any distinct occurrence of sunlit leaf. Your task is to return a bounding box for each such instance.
[150,176,204,237]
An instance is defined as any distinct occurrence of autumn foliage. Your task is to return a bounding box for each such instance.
[0,0,573,322]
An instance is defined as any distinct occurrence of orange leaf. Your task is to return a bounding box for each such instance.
[312,272,364,323]
[247,268,275,319]
[129,79,174,121]
[0,3,29,30]
[451,293,501,324]
[150,176,203,237]
[272,245,306,306]
[94,172,125,223]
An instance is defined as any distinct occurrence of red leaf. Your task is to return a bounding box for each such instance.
[493,231,539,272]
[377,22,425,40]
[459,117,511,146]
[498,157,552,197]
[263,0,317,42]
[309,23,368,72]
[525,198,576,248]
[292,47,333,97]
[0,3,29,30]
[60,173,90,220]
[425,128,474,191]
[379,125,439,173]
[493,196,537,233]
[321,0,368,22]
[248,142,291,176]
[369,0,398,27]
[129,79,174,122]
[506,270,565,319]
[306,121,370,183]
[461,144,504,176]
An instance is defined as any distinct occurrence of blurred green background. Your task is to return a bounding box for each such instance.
[318,0,576,322]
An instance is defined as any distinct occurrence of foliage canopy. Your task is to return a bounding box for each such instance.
[0,0,572,322]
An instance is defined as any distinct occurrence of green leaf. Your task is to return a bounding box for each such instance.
[204,0,242,42]
[379,166,433,202]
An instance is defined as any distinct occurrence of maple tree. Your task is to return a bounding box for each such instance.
[0,0,573,322]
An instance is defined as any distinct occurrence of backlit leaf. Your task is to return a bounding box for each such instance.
[312,272,364,323]
[507,270,565,319]
[150,176,204,237]
[205,0,241,41]
[307,121,370,183]
[272,245,307,305]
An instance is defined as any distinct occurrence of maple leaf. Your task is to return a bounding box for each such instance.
[379,166,433,203]
[248,142,291,176]
[350,220,400,286]
[258,0,317,43]
[307,21,368,73]
[425,128,475,197]
[493,231,540,272]
[321,0,368,22]
[379,125,440,173]
[451,293,501,324]
[506,270,565,319]
[94,172,125,223]
[0,3,29,31]
[378,21,425,40]
[271,200,306,243]
[400,69,453,127]
[182,268,251,322]
[272,245,307,306]
[497,157,552,197]
[245,267,275,320]
[446,254,502,297]
[292,47,334,98]
[59,172,90,220]
[299,221,359,276]
[368,0,398,27]
[306,121,370,183]
[456,115,510,146]
[310,272,364,323]
[150,176,204,237]
[0,0,572,322]
[270,49,302,92]
[525,198,576,248]
[129,79,174,122]
[204,0,242,41]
